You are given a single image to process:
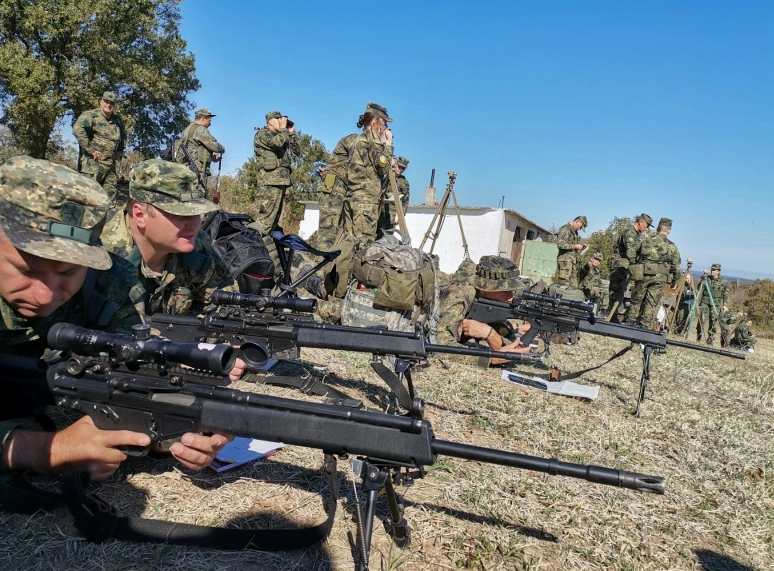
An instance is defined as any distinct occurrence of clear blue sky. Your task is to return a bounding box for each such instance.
[179,0,773,279]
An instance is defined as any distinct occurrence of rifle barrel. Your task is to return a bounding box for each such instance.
[665,338,745,360]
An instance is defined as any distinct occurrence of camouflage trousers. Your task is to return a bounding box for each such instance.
[608,267,630,315]
[696,305,722,345]
[628,274,666,328]
[314,188,346,250]
[555,256,578,288]
[341,187,382,251]
[252,184,288,233]
[80,157,118,205]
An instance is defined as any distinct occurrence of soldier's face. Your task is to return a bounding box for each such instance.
[711,268,720,277]
[135,204,202,254]
[0,232,88,318]
[100,99,115,116]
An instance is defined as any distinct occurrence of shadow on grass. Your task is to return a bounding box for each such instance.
[695,549,759,571]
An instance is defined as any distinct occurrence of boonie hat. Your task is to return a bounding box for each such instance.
[365,102,393,122]
[475,255,525,294]
[129,159,217,216]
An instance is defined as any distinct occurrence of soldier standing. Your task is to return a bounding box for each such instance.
[72,91,126,205]
[313,132,359,249]
[177,108,225,193]
[626,218,681,328]
[608,213,652,319]
[555,215,588,288]
[696,263,729,346]
[377,155,410,235]
[252,111,299,232]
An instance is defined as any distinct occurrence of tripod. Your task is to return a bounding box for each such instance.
[418,171,469,258]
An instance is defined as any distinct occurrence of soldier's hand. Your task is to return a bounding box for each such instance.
[212,153,221,162]
[279,116,288,129]
[170,432,233,471]
[92,150,103,161]
[287,124,296,135]
[383,128,393,146]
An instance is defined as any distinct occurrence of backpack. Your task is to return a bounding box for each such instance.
[201,211,275,295]
[341,231,439,339]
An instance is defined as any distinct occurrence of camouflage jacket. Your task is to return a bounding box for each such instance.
[612,223,645,270]
[345,131,393,198]
[579,264,603,299]
[179,122,225,178]
[636,233,681,284]
[697,275,728,308]
[72,107,126,163]
[325,133,359,192]
[555,223,580,261]
[100,212,237,315]
[732,322,754,345]
[253,128,299,186]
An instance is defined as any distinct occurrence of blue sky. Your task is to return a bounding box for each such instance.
[179,0,773,279]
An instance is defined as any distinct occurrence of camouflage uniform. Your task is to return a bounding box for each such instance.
[341,103,394,251]
[313,133,358,250]
[437,256,526,367]
[555,216,586,288]
[252,111,300,232]
[730,321,755,351]
[72,91,126,205]
[178,108,225,190]
[0,156,144,452]
[609,214,652,313]
[627,218,681,328]
[579,253,605,305]
[378,156,410,235]
[100,160,237,315]
[696,264,729,346]
[718,310,742,348]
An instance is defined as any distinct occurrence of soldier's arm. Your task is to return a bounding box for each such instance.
[116,116,126,154]
[624,229,639,265]
[72,112,93,153]
[287,132,300,155]
[195,129,226,154]
[555,226,573,250]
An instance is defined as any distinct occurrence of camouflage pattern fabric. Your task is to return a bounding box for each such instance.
[179,122,225,183]
[696,275,729,345]
[0,156,112,270]
[100,210,237,315]
[627,233,681,328]
[609,222,647,311]
[129,159,218,216]
[72,106,126,204]
[252,126,299,231]
[555,222,581,287]
[579,263,604,302]
[340,131,393,250]
[314,133,358,249]
[730,322,755,350]
[378,173,410,235]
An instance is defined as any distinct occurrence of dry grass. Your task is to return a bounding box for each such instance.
[2,335,772,571]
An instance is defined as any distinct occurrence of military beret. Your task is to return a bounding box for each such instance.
[475,255,525,294]
[396,156,409,169]
[195,108,216,118]
[266,111,282,121]
[576,215,588,229]
[129,159,217,216]
[658,218,673,228]
[0,155,112,270]
[711,263,721,271]
[102,91,118,102]
[365,102,393,123]
[637,213,653,227]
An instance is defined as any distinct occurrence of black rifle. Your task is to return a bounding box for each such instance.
[467,291,745,417]
[147,290,544,412]
[43,323,665,566]
[179,141,207,191]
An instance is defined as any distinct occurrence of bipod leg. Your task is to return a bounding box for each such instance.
[635,345,654,418]
[370,358,416,413]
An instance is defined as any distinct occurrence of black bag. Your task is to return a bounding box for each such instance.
[202,211,275,294]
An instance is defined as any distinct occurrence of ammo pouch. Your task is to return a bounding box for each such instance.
[322,173,337,192]
[643,262,666,276]
[260,154,280,171]
[629,263,644,281]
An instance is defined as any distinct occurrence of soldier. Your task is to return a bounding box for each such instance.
[0,156,227,481]
[252,111,300,232]
[312,132,359,250]
[579,252,605,309]
[340,102,394,250]
[101,159,237,316]
[730,318,755,353]
[377,155,410,235]
[72,91,126,205]
[696,263,729,346]
[608,213,652,319]
[437,256,532,367]
[177,108,225,194]
[674,273,697,334]
[626,218,681,328]
[555,215,588,288]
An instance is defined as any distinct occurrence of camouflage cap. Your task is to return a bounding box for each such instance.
[474,255,525,294]
[576,215,588,229]
[658,218,673,228]
[195,108,216,118]
[396,156,409,169]
[102,91,118,102]
[0,155,112,270]
[266,111,282,121]
[711,263,721,271]
[592,252,603,261]
[637,213,653,227]
[365,102,393,122]
[129,159,217,216]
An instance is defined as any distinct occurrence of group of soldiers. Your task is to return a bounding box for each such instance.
[554,212,755,350]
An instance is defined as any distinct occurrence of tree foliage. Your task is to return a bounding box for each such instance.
[740,279,774,330]
[0,0,198,159]
[578,216,632,279]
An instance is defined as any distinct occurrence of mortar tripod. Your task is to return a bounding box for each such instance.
[418,171,469,259]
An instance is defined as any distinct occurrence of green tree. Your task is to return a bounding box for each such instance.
[577,216,631,279]
[741,279,774,330]
[0,0,198,159]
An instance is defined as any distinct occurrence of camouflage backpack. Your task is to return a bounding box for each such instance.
[341,231,439,339]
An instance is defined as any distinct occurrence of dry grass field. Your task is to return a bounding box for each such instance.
[1,333,771,571]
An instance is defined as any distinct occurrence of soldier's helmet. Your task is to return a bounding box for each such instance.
[0,155,112,270]
[129,159,217,216]
[475,255,526,294]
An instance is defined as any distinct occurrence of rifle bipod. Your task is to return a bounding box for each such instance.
[635,344,655,418]
[370,356,421,414]
[350,457,420,571]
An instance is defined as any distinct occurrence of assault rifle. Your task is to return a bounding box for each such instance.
[147,290,544,412]
[179,142,208,191]
[44,323,665,567]
[468,291,745,417]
